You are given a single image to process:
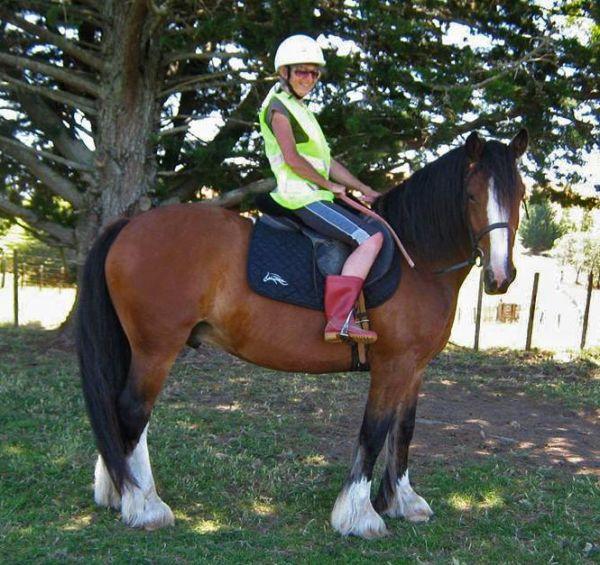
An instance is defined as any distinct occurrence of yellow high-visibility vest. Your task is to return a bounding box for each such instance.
[258,84,333,209]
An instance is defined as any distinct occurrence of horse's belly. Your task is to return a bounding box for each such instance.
[197,307,353,374]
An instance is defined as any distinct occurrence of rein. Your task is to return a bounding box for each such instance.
[338,193,514,277]
[338,192,416,268]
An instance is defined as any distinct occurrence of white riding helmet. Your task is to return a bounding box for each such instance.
[274,34,325,71]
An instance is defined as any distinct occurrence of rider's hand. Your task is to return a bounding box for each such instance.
[327,182,347,196]
[358,185,380,204]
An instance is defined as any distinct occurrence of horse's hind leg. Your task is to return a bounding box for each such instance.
[121,349,181,530]
[373,371,433,522]
[120,422,174,530]
[94,347,180,530]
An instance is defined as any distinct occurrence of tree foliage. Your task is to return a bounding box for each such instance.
[519,198,565,253]
[554,231,600,287]
[0,0,598,265]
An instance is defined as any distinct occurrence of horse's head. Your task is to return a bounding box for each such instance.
[463,129,528,294]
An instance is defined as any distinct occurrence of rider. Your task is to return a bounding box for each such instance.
[258,34,383,344]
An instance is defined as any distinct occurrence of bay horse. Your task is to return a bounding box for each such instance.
[76,129,528,538]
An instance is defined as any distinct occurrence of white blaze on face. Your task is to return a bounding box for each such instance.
[487,177,510,280]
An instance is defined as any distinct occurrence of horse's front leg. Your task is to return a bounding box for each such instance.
[331,375,402,538]
[373,371,433,523]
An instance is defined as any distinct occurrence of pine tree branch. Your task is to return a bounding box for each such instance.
[164,50,248,65]
[159,69,246,98]
[17,94,95,167]
[165,82,270,201]
[0,135,93,171]
[10,0,106,27]
[0,73,97,115]
[1,140,84,207]
[426,39,554,95]
[455,107,521,135]
[163,177,275,206]
[0,52,99,97]
[0,9,104,71]
[202,178,275,208]
[0,197,75,245]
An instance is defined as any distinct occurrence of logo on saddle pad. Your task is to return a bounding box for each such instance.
[262,272,288,286]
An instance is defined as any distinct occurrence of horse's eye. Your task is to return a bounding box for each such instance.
[467,193,476,202]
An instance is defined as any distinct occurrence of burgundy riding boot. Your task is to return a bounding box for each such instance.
[323,275,378,344]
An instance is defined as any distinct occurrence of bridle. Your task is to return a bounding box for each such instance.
[433,221,513,275]
[433,167,519,276]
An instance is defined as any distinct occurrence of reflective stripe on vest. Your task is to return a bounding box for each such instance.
[259,84,333,209]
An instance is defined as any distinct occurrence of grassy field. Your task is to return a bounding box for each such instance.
[0,327,598,563]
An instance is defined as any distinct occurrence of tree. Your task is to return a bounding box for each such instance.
[581,209,594,232]
[554,231,600,287]
[520,198,564,253]
[0,0,598,282]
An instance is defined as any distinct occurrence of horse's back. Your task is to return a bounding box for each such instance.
[104,204,250,346]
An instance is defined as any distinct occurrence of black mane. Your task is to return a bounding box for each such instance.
[375,140,520,262]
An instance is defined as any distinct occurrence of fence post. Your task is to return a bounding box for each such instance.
[580,271,593,350]
[13,250,19,327]
[474,268,484,351]
[525,272,540,351]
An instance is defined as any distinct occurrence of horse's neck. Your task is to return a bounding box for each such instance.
[405,256,473,315]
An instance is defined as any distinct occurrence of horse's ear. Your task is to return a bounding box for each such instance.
[510,128,529,158]
[465,131,485,162]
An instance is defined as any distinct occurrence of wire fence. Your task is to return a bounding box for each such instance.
[450,262,599,352]
[0,250,76,329]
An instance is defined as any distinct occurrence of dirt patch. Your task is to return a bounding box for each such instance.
[317,378,599,477]
[180,346,599,477]
[412,381,596,475]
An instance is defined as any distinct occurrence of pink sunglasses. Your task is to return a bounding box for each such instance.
[292,68,321,80]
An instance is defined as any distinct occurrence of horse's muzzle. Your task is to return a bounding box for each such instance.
[484,266,517,295]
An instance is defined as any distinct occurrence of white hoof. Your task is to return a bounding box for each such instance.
[94,456,121,510]
[384,471,433,523]
[331,478,388,539]
[122,488,175,531]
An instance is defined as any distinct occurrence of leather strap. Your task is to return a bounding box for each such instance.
[338,193,416,268]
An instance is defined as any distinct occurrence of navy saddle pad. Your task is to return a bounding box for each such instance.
[247,215,401,311]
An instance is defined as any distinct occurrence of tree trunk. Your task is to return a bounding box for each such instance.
[57,1,164,343]
[96,0,162,225]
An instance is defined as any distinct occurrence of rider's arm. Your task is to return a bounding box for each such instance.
[271,111,345,194]
[329,159,380,203]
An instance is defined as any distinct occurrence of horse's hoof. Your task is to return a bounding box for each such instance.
[122,493,175,530]
[404,497,434,523]
[332,509,388,539]
[385,492,433,523]
[331,478,388,539]
[382,471,433,523]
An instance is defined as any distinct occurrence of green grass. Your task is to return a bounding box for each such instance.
[433,344,600,411]
[1,327,598,563]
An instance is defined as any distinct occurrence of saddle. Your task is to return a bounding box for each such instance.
[247,196,401,311]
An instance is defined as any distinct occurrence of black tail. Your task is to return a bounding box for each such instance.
[76,218,132,493]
